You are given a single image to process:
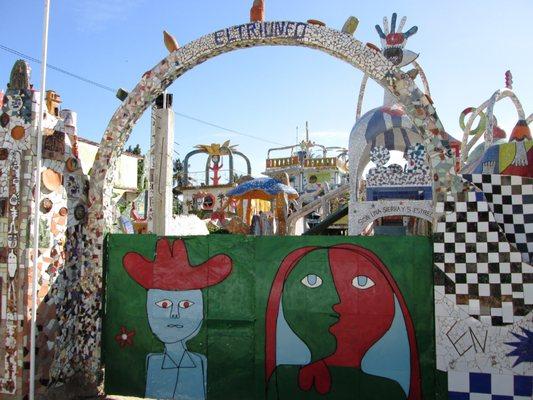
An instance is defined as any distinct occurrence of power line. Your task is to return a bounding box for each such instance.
[0,43,289,147]
[0,44,116,92]
[174,111,286,146]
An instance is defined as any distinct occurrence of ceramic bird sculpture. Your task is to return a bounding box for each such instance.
[163,30,179,53]
[250,0,265,22]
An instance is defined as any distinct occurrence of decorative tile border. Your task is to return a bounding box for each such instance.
[448,370,532,399]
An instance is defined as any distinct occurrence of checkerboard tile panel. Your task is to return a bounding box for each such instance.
[448,371,532,400]
[464,174,533,264]
[434,190,533,326]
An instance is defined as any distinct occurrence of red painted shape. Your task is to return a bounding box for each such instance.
[210,160,223,186]
[326,246,395,367]
[386,33,404,46]
[298,360,331,394]
[501,147,533,178]
[264,246,319,382]
[122,238,232,290]
[115,326,136,348]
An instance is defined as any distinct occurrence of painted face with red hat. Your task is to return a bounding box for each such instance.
[123,238,232,400]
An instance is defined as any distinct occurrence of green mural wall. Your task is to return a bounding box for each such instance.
[103,235,434,399]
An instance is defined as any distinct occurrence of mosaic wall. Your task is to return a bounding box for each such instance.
[103,235,435,399]
[366,144,431,187]
[464,174,532,264]
[0,62,34,395]
[0,61,90,398]
[433,182,532,399]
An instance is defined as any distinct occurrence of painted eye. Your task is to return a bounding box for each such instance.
[155,299,173,309]
[178,300,194,309]
[301,274,322,288]
[352,276,375,289]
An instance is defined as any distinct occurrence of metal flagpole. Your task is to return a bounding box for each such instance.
[30,1,51,399]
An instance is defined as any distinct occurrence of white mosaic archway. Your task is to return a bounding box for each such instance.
[77,20,460,378]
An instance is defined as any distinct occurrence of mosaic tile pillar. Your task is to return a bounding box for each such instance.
[0,62,37,397]
[0,60,91,398]
[147,93,175,235]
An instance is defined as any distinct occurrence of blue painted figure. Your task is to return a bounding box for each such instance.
[145,289,206,399]
[123,239,233,400]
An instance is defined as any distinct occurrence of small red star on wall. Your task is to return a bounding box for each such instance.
[115,326,135,348]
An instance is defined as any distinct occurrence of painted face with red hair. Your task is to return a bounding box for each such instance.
[327,245,395,367]
[265,244,421,399]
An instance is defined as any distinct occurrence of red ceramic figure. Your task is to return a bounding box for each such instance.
[210,154,223,186]
[250,0,265,22]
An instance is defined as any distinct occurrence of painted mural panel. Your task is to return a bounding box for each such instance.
[103,235,434,399]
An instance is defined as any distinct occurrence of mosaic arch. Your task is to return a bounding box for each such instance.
[82,20,459,376]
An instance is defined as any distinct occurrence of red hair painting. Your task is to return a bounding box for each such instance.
[265,244,421,399]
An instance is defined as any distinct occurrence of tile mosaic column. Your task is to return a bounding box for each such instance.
[0,60,37,398]
[147,93,175,235]
[0,60,91,398]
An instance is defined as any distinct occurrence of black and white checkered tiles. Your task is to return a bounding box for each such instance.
[463,174,532,264]
[434,189,533,326]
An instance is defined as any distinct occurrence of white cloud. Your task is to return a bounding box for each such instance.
[73,0,145,32]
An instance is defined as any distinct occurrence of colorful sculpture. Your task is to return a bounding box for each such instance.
[375,13,418,67]
[460,71,531,172]
[250,0,265,22]
[460,72,532,178]
[226,175,298,235]
[351,13,428,186]
[182,141,251,187]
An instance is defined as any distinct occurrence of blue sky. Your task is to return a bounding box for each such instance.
[1,1,532,178]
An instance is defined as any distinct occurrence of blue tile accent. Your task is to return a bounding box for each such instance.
[491,396,512,400]
[366,186,432,201]
[514,374,533,396]
[475,191,485,201]
[448,392,469,400]
[470,372,491,394]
